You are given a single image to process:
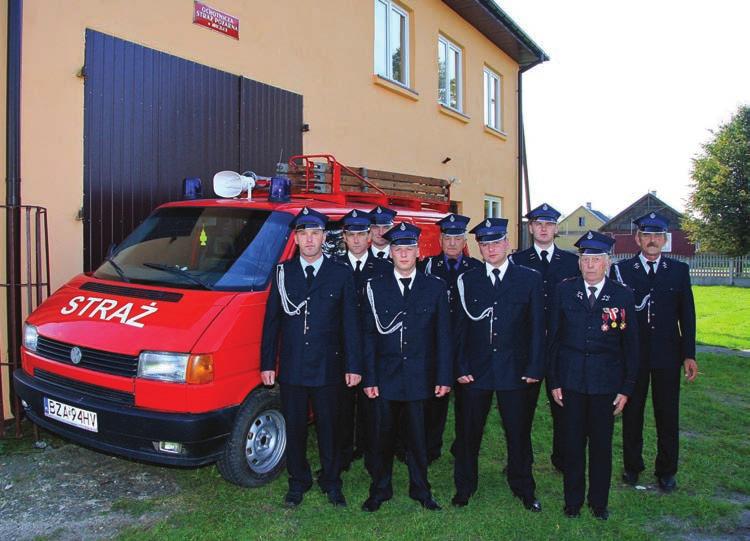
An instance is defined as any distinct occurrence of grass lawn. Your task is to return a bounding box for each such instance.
[694,286,750,350]
[111,352,749,541]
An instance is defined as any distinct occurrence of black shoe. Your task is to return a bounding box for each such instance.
[352,448,364,460]
[658,475,677,493]
[284,491,304,507]
[551,458,564,474]
[419,498,442,511]
[362,497,383,512]
[427,451,441,465]
[522,496,542,513]
[451,493,469,507]
[395,450,407,464]
[622,470,639,486]
[340,462,352,473]
[314,467,322,479]
[563,506,580,518]
[590,506,609,520]
[326,489,347,507]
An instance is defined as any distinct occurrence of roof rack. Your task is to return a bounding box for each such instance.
[278,154,452,213]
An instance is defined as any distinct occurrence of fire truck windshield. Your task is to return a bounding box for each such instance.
[93,207,294,291]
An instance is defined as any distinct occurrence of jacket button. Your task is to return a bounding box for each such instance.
[494,317,498,321]
[403,356,407,360]
[305,341,309,346]
[493,348,497,352]
[403,341,407,345]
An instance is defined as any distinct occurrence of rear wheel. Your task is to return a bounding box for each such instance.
[217,386,286,487]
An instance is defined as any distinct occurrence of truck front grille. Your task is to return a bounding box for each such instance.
[34,368,135,406]
[36,336,139,378]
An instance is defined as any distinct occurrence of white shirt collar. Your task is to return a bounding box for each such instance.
[639,253,661,273]
[394,268,416,293]
[583,277,606,299]
[347,250,369,268]
[300,254,324,276]
[373,244,391,258]
[534,243,555,261]
[485,259,510,284]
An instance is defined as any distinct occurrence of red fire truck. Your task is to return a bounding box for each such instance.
[13,155,451,486]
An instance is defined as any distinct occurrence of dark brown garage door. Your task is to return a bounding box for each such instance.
[83,29,302,271]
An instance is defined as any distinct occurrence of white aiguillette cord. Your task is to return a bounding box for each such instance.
[276,264,309,334]
[614,263,651,322]
[457,273,494,343]
[366,281,405,351]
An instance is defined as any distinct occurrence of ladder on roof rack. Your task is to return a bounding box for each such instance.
[278,154,452,212]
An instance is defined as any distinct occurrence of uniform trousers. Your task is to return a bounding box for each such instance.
[280,383,341,494]
[623,362,681,477]
[338,382,367,468]
[425,394,450,461]
[454,387,535,499]
[525,380,566,470]
[368,398,431,502]
[562,390,616,509]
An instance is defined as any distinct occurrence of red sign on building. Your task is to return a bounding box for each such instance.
[193,2,239,40]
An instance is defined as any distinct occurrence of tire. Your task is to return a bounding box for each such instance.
[217,386,286,487]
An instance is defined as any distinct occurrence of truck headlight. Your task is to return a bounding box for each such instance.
[23,323,39,352]
[138,351,189,382]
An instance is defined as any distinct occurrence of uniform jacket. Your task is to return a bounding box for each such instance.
[419,253,482,319]
[334,253,392,305]
[260,256,361,386]
[547,277,639,396]
[362,272,452,401]
[510,245,580,323]
[454,263,545,391]
[611,255,696,368]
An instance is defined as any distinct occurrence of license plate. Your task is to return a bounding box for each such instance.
[43,397,98,433]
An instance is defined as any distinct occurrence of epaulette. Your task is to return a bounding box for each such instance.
[560,276,578,284]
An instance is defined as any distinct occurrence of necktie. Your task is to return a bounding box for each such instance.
[354,260,362,274]
[447,258,458,281]
[377,251,385,259]
[305,265,315,289]
[492,268,502,290]
[588,286,597,308]
[647,261,656,280]
[540,250,549,273]
[399,277,411,298]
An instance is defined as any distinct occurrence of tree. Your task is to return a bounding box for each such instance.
[683,105,750,256]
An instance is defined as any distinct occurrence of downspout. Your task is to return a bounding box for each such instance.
[5,0,23,427]
[516,59,543,249]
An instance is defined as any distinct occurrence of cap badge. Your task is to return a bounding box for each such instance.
[587,231,593,239]
[399,223,406,231]
[302,207,309,215]
[542,204,548,211]
[449,215,455,222]
[650,212,655,219]
[376,207,382,214]
[352,210,357,217]
[485,219,491,227]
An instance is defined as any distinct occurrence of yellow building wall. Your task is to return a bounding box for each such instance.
[557,207,606,251]
[3,0,525,418]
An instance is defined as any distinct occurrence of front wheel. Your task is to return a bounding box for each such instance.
[217,386,286,487]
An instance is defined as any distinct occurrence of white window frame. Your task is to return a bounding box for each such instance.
[483,67,503,131]
[484,195,502,219]
[374,0,410,86]
[438,35,462,111]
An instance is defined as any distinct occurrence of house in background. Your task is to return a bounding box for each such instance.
[599,192,695,256]
[556,203,610,251]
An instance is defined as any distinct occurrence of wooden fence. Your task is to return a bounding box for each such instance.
[613,253,750,286]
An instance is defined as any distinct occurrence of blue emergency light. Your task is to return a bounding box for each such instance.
[182,177,203,200]
[269,175,291,202]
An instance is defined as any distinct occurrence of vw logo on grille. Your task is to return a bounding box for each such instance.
[70,347,83,365]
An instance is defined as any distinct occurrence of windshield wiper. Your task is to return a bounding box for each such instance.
[142,262,214,290]
[104,257,131,283]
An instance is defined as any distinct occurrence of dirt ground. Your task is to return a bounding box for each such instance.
[0,438,182,541]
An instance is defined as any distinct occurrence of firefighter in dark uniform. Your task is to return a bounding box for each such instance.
[418,213,481,464]
[333,209,391,471]
[368,205,397,261]
[611,212,697,492]
[510,203,580,472]
[361,222,452,512]
[260,207,362,508]
[548,231,639,520]
[452,218,545,512]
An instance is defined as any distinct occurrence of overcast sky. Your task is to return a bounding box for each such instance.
[496,0,750,219]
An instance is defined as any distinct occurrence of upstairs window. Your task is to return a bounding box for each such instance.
[484,67,502,131]
[438,35,462,111]
[375,0,409,86]
[578,216,586,227]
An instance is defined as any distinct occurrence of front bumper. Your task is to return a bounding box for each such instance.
[13,369,237,466]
